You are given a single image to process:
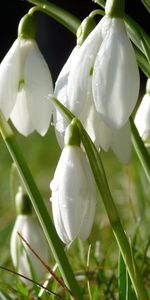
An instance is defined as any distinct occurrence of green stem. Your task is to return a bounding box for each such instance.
[130,117,150,184]
[27,0,80,34]
[50,96,149,300]
[105,0,125,18]
[0,113,82,300]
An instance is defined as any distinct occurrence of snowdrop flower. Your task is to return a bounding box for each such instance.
[50,120,96,244]
[134,78,150,146]
[53,2,133,164]
[0,14,53,136]
[54,51,131,164]
[54,16,96,147]
[10,187,49,285]
[67,0,139,130]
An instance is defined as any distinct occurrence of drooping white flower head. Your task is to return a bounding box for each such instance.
[134,79,150,146]
[10,188,49,285]
[0,14,53,136]
[50,121,96,244]
[92,17,139,129]
[67,12,139,130]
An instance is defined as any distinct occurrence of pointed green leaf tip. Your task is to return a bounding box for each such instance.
[18,13,36,39]
[105,0,125,18]
[65,118,81,146]
[16,186,32,215]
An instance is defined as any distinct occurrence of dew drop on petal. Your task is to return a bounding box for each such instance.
[50,179,59,192]
[62,203,67,208]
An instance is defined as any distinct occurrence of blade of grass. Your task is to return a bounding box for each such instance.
[118,253,126,300]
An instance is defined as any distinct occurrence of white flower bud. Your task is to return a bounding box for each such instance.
[10,215,49,285]
[50,145,96,244]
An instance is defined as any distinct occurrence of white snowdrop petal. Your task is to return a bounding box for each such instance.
[134,94,150,143]
[10,88,34,136]
[24,40,53,135]
[54,47,79,146]
[67,20,104,116]
[54,46,79,101]
[93,17,139,129]
[10,216,23,267]
[51,187,70,244]
[111,121,131,164]
[79,153,96,240]
[58,147,89,241]
[79,196,96,240]
[53,109,69,148]
[10,215,49,284]
[0,38,20,118]
[92,108,112,151]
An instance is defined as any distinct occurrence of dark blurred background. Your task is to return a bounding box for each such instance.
[0,0,149,83]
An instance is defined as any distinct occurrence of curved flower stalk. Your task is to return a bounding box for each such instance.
[134,78,150,146]
[0,14,53,136]
[50,120,96,244]
[10,187,49,285]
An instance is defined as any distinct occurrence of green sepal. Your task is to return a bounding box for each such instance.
[15,186,32,215]
[105,0,125,18]
[77,16,96,46]
[65,118,81,147]
[18,13,36,40]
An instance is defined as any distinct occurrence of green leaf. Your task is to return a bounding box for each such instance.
[130,118,150,184]
[126,273,137,300]
[134,46,150,77]
[118,253,126,300]
[141,0,150,12]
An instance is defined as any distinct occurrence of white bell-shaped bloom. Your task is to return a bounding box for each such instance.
[134,93,150,146]
[0,37,53,136]
[50,145,96,244]
[10,214,49,285]
[67,16,139,130]
[92,17,139,129]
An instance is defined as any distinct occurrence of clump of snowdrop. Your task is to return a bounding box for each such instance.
[10,187,49,285]
[53,0,135,164]
[67,0,139,130]
[134,78,150,146]
[50,119,97,244]
[0,13,53,136]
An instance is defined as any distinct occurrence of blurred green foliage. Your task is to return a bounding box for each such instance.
[0,121,150,299]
